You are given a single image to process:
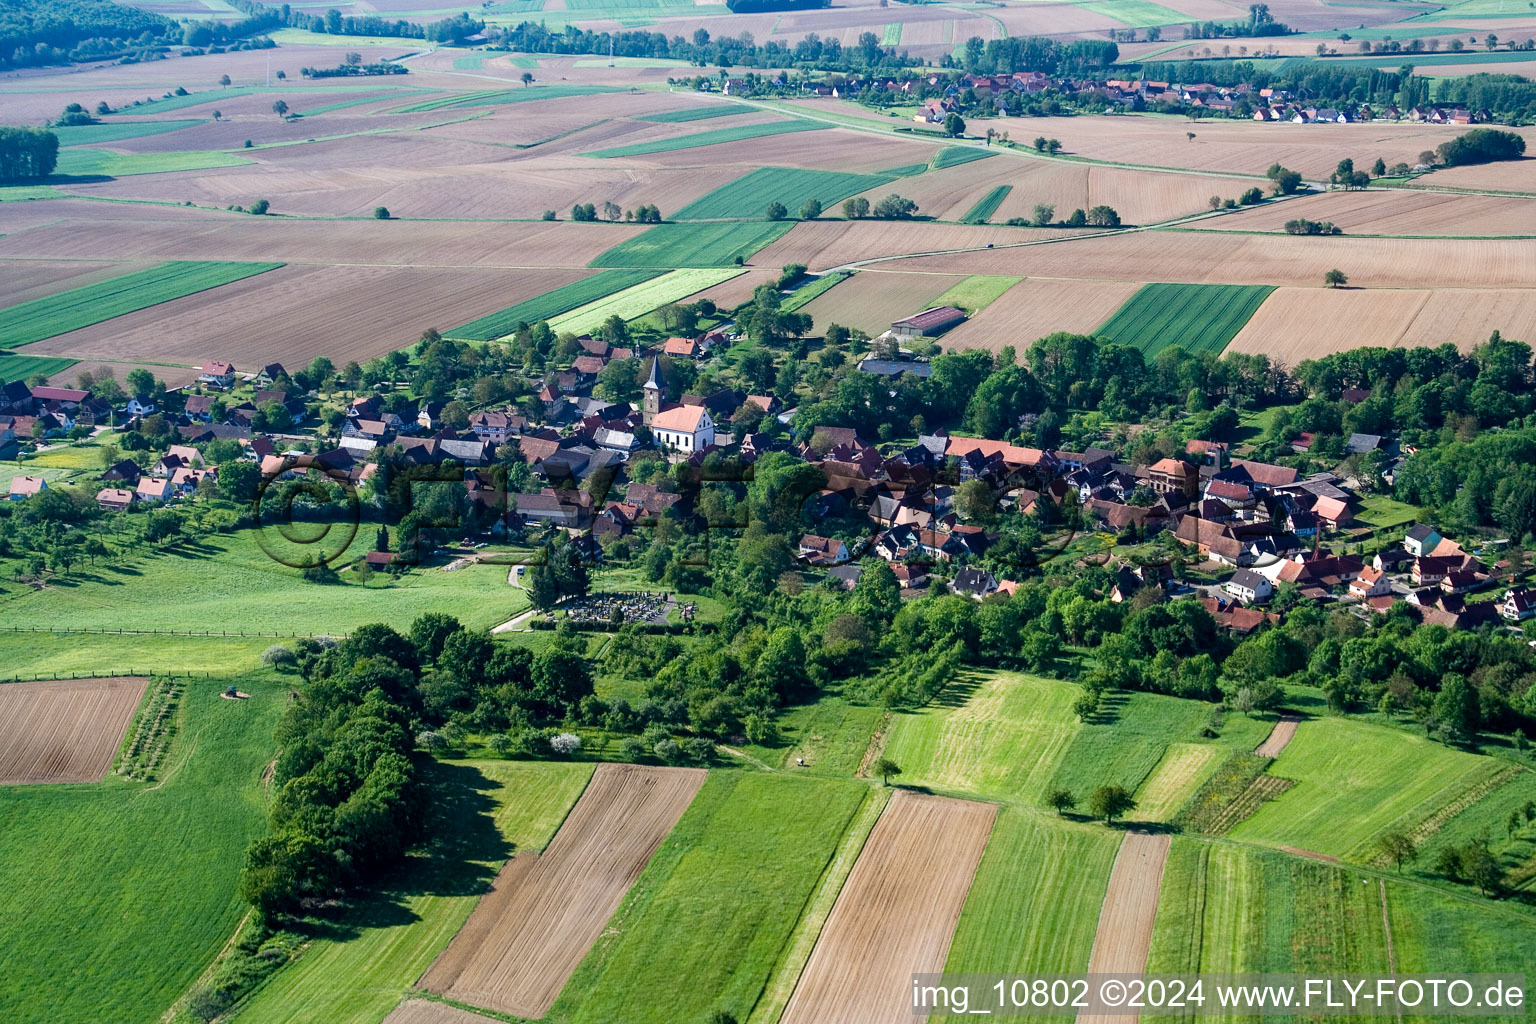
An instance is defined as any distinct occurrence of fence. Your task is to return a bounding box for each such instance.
[0,668,243,683]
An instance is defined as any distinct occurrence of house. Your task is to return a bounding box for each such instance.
[0,429,19,462]
[184,395,215,422]
[125,396,158,418]
[8,476,46,500]
[1412,555,1467,587]
[1147,458,1200,502]
[511,489,588,528]
[254,363,287,387]
[858,356,933,379]
[198,361,236,388]
[1225,568,1273,604]
[1374,547,1415,574]
[890,306,966,340]
[95,487,135,512]
[135,477,174,503]
[650,404,715,453]
[1499,587,1536,621]
[417,402,445,431]
[1346,433,1383,455]
[0,380,30,412]
[798,534,849,565]
[171,466,216,495]
[1311,495,1354,528]
[952,566,999,600]
[1349,565,1391,600]
[663,337,701,359]
[743,395,781,416]
[827,564,863,591]
[468,410,514,445]
[1403,524,1443,557]
[891,563,930,590]
[103,459,142,485]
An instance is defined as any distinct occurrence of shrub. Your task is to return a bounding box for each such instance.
[550,731,582,756]
[250,198,270,215]
[654,737,682,762]
[541,209,556,221]
[416,729,445,751]
[261,644,296,668]
[373,206,390,219]
[618,735,649,761]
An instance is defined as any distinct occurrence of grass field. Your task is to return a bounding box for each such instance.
[0,668,282,1024]
[588,221,794,269]
[0,185,61,201]
[584,120,827,159]
[1135,742,1224,822]
[546,268,743,333]
[671,167,894,221]
[1093,282,1276,357]
[739,693,884,776]
[0,261,282,349]
[230,760,595,1024]
[0,353,77,382]
[1077,0,1188,26]
[932,274,1022,314]
[547,771,867,1024]
[881,21,902,45]
[49,119,203,147]
[937,808,1119,1024]
[54,148,254,177]
[446,269,662,341]
[635,104,755,123]
[1230,717,1509,861]
[780,271,851,313]
[0,631,272,678]
[393,85,617,113]
[1048,689,1221,804]
[932,146,995,169]
[1355,493,1421,530]
[959,184,1011,224]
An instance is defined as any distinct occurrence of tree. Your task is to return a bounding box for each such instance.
[1371,156,1387,176]
[1324,268,1348,288]
[799,197,822,220]
[1375,830,1418,872]
[872,194,918,219]
[871,757,902,786]
[943,111,966,137]
[1032,203,1055,227]
[842,196,870,219]
[272,99,288,118]
[1463,843,1503,896]
[1088,784,1136,823]
[250,198,270,215]
[219,74,231,87]
[765,200,788,221]
[521,71,534,87]
[1085,205,1120,227]
[374,206,390,219]
[1047,789,1077,815]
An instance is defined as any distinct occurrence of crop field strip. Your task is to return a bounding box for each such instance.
[1092,282,1276,358]
[421,763,706,1020]
[53,148,254,177]
[1254,715,1300,758]
[778,790,997,1024]
[671,167,896,221]
[1134,743,1222,823]
[635,104,758,123]
[0,261,282,349]
[932,274,1023,314]
[0,354,78,382]
[446,269,660,341]
[545,269,743,335]
[392,85,620,113]
[959,185,1011,224]
[588,221,795,269]
[0,677,150,784]
[584,119,829,158]
[49,119,204,147]
[1078,831,1173,1024]
[932,146,996,169]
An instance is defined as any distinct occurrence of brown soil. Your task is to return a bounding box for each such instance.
[0,677,150,784]
[380,999,502,1024]
[1255,715,1301,758]
[1078,831,1172,1024]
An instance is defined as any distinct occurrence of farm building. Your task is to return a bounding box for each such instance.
[890,306,967,339]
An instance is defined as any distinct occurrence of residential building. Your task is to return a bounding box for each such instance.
[198,361,237,388]
[8,476,46,500]
[1225,568,1273,604]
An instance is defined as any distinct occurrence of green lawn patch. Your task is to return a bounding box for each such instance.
[883,161,930,177]
[1077,0,1189,26]
[738,692,884,775]
[1355,493,1420,530]
[673,166,894,221]
[932,146,995,169]
[230,760,594,1024]
[635,103,755,123]
[584,119,827,158]
[959,184,1011,224]
[393,84,619,113]
[933,274,1021,314]
[589,221,793,269]
[0,353,77,383]
[1048,689,1216,806]
[781,271,850,313]
[0,261,281,349]
[49,119,203,147]
[53,148,253,177]
[0,670,283,1024]
[1093,282,1275,358]
[0,632,272,677]
[452,54,484,69]
[547,268,743,333]
[547,771,867,1024]
[446,269,663,341]
[1230,717,1508,861]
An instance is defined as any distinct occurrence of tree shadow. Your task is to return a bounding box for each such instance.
[929,669,986,709]
[1085,690,1130,726]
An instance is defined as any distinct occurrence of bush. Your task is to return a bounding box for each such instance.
[618,735,649,761]
[1284,218,1341,235]
[550,731,582,756]
[681,736,715,762]
[261,644,296,668]
[872,193,918,219]
[541,209,556,221]
[765,200,787,221]
[250,198,270,215]
[653,737,682,763]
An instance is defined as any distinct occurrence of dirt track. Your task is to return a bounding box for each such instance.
[380,999,501,1024]
[778,789,996,1024]
[1078,831,1172,1024]
[0,677,149,784]
[1255,716,1301,758]
[421,762,705,1019]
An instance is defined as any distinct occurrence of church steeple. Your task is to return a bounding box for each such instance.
[642,356,663,426]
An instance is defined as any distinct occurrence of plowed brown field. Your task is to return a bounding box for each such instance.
[1078,831,1172,1024]
[1255,715,1301,758]
[798,270,963,334]
[754,220,1052,273]
[380,999,501,1024]
[778,790,997,1024]
[0,260,133,309]
[1192,189,1536,236]
[939,277,1144,356]
[0,677,149,784]
[421,763,705,1020]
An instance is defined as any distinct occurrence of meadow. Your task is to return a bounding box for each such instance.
[393,85,618,113]
[0,353,77,381]
[636,104,756,123]
[672,167,895,221]
[584,120,828,159]
[546,268,743,333]
[0,261,283,349]
[931,146,996,169]
[1092,282,1276,357]
[779,271,851,313]
[0,668,282,1024]
[446,269,661,341]
[588,221,794,269]
[53,148,254,177]
[50,119,203,146]
[933,274,1022,314]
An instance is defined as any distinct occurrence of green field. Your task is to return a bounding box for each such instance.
[635,103,756,123]
[49,119,203,147]
[452,54,484,68]
[0,184,62,201]
[672,166,894,221]
[0,527,531,635]
[0,631,273,678]
[588,221,794,269]
[739,693,884,776]
[933,274,1021,314]
[230,760,595,1024]
[932,146,995,169]
[0,670,283,1024]
[54,148,254,177]
[0,261,282,349]
[0,353,78,383]
[780,271,851,313]
[547,268,743,333]
[881,21,903,45]
[1048,689,1222,803]
[584,120,828,159]
[393,84,618,113]
[548,772,867,1024]
[446,269,663,341]
[959,184,1011,224]
[938,809,1120,1024]
[1135,741,1224,822]
[1093,282,1275,357]
[1230,717,1508,861]
[1077,0,1189,25]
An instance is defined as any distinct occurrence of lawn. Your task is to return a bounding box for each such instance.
[0,631,272,679]
[1355,493,1420,530]
[781,271,851,313]
[0,527,531,636]
[54,148,254,177]
[937,808,1119,1024]
[547,268,743,333]
[588,221,794,269]
[0,261,282,349]
[0,353,77,382]
[672,166,894,221]
[932,146,995,169]
[0,668,283,1024]
[546,771,867,1024]
[634,104,757,123]
[959,184,1011,224]
[445,269,663,341]
[49,119,203,147]
[229,760,595,1024]
[1230,717,1509,861]
[393,84,618,113]
[1093,282,1275,358]
[1077,0,1189,25]
[1048,689,1218,806]
[584,119,827,158]
[932,274,1021,314]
